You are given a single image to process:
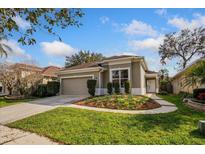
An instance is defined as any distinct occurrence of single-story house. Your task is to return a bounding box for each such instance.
[172,57,205,94]
[58,55,159,96]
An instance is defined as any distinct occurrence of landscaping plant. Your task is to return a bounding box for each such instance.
[114,82,120,94]
[47,81,60,96]
[107,82,113,95]
[125,81,130,94]
[87,79,97,96]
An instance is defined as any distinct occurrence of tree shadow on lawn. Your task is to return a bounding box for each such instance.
[126,112,183,132]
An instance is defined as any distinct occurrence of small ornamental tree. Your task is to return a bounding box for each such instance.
[114,82,120,94]
[107,82,113,95]
[87,79,97,96]
[125,81,130,94]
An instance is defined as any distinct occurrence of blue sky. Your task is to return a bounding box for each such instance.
[1,8,205,76]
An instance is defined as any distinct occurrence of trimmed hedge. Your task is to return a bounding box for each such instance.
[193,88,205,100]
[114,82,120,94]
[47,81,60,96]
[35,81,60,97]
[36,84,48,97]
[107,82,113,95]
[87,79,97,96]
[125,81,130,94]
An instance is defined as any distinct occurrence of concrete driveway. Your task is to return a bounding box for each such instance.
[0,95,87,124]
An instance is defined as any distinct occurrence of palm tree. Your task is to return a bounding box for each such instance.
[183,60,205,89]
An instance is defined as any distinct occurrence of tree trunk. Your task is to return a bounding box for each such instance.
[198,120,205,136]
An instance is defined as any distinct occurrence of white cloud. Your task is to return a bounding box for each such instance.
[12,16,30,29]
[168,14,205,29]
[0,39,31,59]
[40,41,76,57]
[100,16,110,24]
[129,36,164,51]
[155,9,167,16]
[121,20,158,37]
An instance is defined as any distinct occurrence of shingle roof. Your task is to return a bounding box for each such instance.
[103,55,141,61]
[61,55,142,71]
[61,62,100,71]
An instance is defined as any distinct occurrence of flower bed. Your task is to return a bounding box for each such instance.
[75,95,161,110]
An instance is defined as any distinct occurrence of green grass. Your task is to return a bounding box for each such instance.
[0,97,36,108]
[7,95,205,144]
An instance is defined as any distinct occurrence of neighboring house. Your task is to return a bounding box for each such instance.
[11,63,43,77]
[58,55,159,96]
[0,63,61,96]
[42,66,61,84]
[172,57,205,94]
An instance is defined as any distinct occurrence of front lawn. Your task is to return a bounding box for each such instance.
[8,95,205,144]
[75,95,161,110]
[0,97,36,108]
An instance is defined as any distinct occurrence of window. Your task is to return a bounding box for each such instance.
[111,69,129,88]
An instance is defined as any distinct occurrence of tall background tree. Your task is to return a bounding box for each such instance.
[0,8,84,57]
[65,50,105,67]
[159,68,169,81]
[159,27,205,70]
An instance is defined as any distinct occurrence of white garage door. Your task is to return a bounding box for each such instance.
[61,77,92,95]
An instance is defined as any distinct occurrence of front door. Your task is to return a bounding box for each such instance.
[146,79,156,93]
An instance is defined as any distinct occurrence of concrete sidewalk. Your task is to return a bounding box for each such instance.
[0,125,58,145]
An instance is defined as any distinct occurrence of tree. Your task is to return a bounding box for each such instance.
[16,72,43,96]
[0,62,43,96]
[159,68,169,81]
[183,60,205,89]
[65,50,105,67]
[159,27,205,70]
[0,63,16,95]
[0,8,84,57]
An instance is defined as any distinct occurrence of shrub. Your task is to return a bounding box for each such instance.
[125,81,130,94]
[166,82,173,93]
[36,84,48,97]
[193,88,205,99]
[47,81,60,96]
[158,91,168,95]
[160,80,173,93]
[87,79,97,96]
[114,82,120,94]
[178,91,192,99]
[107,82,113,95]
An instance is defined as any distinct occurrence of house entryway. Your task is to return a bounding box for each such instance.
[146,79,156,93]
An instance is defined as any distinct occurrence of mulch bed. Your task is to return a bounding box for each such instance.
[75,99,161,110]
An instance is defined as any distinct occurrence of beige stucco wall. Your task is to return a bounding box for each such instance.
[59,71,100,88]
[131,62,141,88]
[140,64,146,94]
[102,70,109,88]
